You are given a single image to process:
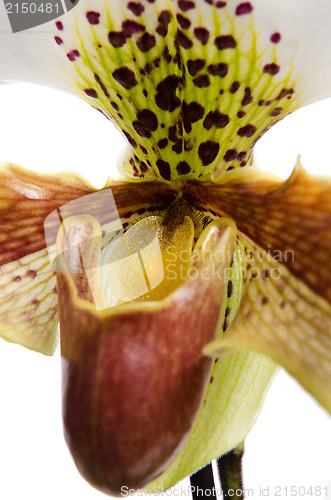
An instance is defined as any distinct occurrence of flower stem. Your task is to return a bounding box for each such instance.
[190,463,217,500]
[217,442,245,500]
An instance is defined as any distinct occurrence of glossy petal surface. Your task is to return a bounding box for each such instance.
[57,216,236,494]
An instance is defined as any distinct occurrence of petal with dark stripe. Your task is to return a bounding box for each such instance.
[0,163,177,354]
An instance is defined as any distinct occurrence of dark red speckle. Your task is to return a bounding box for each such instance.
[67,50,80,61]
[224,149,238,162]
[198,141,220,166]
[276,88,294,100]
[242,87,253,106]
[236,2,253,15]
[156,10,172,36]
[270,107,282,117]
[127,2,145,16]
[113,67,138,89]
[158,138,168,149]
[270,32,281,43]
[194,27,210,45]
[27,269,37,279]
[178,30,193,49]
[123,131,137,148]
[237,124,256,137]
[86,11,100,25]
[136,32,156,52]
[140,162,148,173]
[55,21,63,30]
[156,160,171,181]
[263,63,280,75]
[178,0,195,11]
[177,161,191,175]
[216,1,226,6]
[215,35,237,50]
[54,36,63,45]
[155,75,180,111]
[84,88,98,98]
[208,63,228,77]
[182,101,205,132]
[122,20,145,37]
[108,31,127,48]
[133,109,158,138]
[187,59,205,76]
[229,81,240,93]
[193,75,210,88]
[203,111,229,130]
[177,14,191,29]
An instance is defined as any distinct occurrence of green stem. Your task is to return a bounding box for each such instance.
[217,442,245,500]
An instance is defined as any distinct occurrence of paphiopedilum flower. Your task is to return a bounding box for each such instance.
[0,0,331,496]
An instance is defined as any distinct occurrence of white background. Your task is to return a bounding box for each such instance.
[0,83,330,500]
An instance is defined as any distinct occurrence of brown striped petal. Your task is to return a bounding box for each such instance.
[0,163,177,266]
[185,160,331,305]
[0,163,177,354]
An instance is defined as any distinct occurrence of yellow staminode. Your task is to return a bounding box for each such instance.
[101,215,195,305]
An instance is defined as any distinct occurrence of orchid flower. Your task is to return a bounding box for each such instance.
[1,0,331,496]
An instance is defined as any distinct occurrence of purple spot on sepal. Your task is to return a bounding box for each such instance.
[236,2,253,15]
[215,35,237,50]
[263,63,280,75]
[178,0,195,11]
[84,89,98,98]
[86,11,100,25]
[271,33,281,43]
[127,2,145,16]
[237,124,256,137]
[67,50,80,61]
